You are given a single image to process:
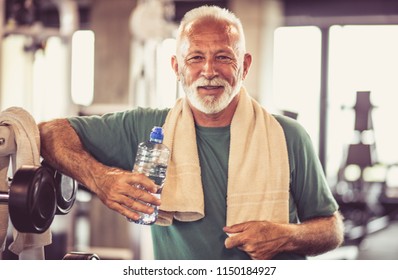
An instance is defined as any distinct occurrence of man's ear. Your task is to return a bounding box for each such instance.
[242,53,252,80]
[171,55,179,80]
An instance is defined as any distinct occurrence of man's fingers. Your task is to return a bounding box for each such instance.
[107,200,143,221]
[224,232,245,249]
[96,168,162,220]
[127,173,159,193]
[125,184,161,205]
[223,222,249,235]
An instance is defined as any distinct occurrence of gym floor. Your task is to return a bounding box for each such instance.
[311,220,398,260]
[356,220,398,259]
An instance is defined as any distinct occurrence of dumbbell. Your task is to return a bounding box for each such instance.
[41,161,77,215]
[0,162,77,233]
[63,252,100,260]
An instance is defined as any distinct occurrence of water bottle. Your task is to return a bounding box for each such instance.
[128,126,170,225]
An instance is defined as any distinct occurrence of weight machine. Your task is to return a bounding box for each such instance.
[0,1,101,260]
[0,106,78,260]
[332,91,396,248]
[0,106,100,260]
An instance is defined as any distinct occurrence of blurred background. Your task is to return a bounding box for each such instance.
[1,0,398,260]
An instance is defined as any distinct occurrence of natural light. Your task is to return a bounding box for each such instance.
[328,25,398,178]
[272,24,398,182]
[273,26,322,152]
[71,30,95,106]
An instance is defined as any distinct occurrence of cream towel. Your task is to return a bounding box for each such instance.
[0,126,13,252]
[0,107,52,256]
[158,88,290,226]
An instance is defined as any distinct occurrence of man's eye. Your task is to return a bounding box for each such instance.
[188,56,203,62]
[217,56,232,62]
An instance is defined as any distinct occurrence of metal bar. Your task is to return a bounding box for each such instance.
[319,27,330,173]
[0,0,4,39]
[0,192,9,203]
[0,0,4,101]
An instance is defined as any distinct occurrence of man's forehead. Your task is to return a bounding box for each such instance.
[183,17,239,38]
[177,17,241,58]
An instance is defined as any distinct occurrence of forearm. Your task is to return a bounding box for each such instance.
[285,211,344,256]
[39,118,160,221]
[38,118,108,194]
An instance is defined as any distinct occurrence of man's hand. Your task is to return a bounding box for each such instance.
[223,221,292,260]
[224,213,344,259]
[93,167,161,221]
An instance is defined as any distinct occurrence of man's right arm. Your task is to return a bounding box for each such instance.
[38,119,160,221]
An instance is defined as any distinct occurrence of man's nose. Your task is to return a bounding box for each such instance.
[201,59,218,79]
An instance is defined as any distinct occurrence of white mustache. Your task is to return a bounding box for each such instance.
[193,77,229,87]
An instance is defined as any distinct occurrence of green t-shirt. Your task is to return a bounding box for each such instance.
[68,107,338,260]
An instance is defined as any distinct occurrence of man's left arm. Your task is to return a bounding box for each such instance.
[224,211,344,260]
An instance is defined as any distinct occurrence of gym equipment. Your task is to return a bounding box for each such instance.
[379,164,398,218]
[63,252,100,260]
[1,165,56,234]
[42,161,77,215]
[332,91,377,244]
[0,162,77,234]
[282,110,298,120]
[332,91,393,245]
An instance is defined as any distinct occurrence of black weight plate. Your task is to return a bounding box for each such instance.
[41,161,77,215]
[9,165,57,233]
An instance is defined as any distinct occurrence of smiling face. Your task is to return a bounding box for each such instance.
[172,17,251,115]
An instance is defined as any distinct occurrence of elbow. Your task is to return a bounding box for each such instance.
[38,118,71,158]
[38,120,53,144]
[332,211,345,249]
[38,120,56,139]
[38,120,54,158]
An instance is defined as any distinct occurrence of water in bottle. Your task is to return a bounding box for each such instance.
[129,126,170,225]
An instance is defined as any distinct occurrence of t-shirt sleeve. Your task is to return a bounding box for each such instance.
[67,107,169,171]
[275,115,339,222]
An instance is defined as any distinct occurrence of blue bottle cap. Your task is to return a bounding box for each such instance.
[150,126,164,143]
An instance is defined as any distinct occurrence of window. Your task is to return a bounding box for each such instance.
[273,26,322,152]
[1,30,95,121]
[71,30,95,106]
[328,25,398,179]
[272,24,398,183]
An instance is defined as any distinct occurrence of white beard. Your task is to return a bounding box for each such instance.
[180,75,242,114]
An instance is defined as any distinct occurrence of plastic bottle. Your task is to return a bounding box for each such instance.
[128,126,170,225]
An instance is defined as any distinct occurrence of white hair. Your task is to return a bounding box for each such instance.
[176,5,246,58]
